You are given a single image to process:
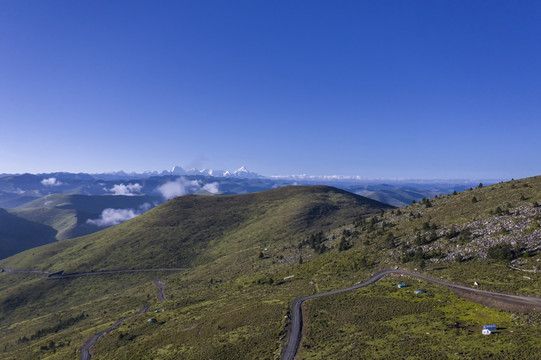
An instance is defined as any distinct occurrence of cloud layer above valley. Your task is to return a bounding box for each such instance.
[108,183,142,196]
[202,182,219,194]
[41,177,62,186]
[87,177,221,227]
[156,178,219,200]
[86,203,152,227]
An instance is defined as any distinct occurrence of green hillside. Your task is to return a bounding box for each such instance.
[1,182,541,359]
[1,186,391,272]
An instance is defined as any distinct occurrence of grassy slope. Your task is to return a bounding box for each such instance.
[336,176,541,295]
[295,176,541,359]
[1,181,541,359]
[0,186,390,359]
[300,277,541,360]
[0,186,390,273]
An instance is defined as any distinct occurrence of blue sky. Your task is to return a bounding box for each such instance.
[1,1,540,179]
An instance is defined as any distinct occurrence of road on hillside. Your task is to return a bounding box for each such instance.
[0,267,189,279]
[47,268,190,279]
[0,268,49,275]
[81,304,150,360]
[281,269,541,360]
[1,267,182,359]
[154,279,167,302]
[80,278,170,360]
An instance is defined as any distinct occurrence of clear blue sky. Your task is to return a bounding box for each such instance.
[1,1,540,179]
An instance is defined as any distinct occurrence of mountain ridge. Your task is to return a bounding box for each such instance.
[1,185,391,272]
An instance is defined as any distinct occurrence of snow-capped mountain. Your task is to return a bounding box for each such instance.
[229,166,262,178]
[169,165,262,178]
[170,166,187,175]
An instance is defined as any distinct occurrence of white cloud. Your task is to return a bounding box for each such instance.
[108,183,142,196]
[86,203,153,227]
[139,202,152,212]
[87,208,139,227]
[202,182,219,194]
[41,177,62,186]
[156,177,201,200]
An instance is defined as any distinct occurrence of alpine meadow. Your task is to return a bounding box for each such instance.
[1,1,541,359]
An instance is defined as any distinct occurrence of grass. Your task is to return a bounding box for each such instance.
[0,185,390,273]
[0,186,388,359]
[2,179,541,359]
[299,277,541,359]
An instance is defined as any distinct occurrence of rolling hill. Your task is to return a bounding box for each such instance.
[1,181,541,359]
[1,186,391,272]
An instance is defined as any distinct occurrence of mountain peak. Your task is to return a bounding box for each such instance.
[231,166,262,178]
[167,165,261,178]
[234,166,249,173]
[171,166,186,175]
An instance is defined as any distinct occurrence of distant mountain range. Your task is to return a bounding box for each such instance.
[1,165,504,183]
[0,167,494,211]
[0,167,497,259]
[170,165,263,178]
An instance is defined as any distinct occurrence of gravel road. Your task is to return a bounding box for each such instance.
[281,269,541,360]
[80,304,150,360]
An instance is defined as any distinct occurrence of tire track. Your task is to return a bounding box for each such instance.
[154,279,166,302]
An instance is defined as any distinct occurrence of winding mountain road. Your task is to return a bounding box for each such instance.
[80,278,169,359]
[1,268,181,359]
[281,269,541,360]
[80,304,150,360]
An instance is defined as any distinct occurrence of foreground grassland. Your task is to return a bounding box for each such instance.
[1,180,541,359]
[300,277,541,360]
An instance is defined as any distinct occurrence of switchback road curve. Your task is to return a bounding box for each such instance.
[281,269,541,360]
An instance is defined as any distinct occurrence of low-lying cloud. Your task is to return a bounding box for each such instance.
[87,203,152,227]
[156,177,201,200]
[41,177,62,186]
[108,183,142,196]
[202,182,220,194]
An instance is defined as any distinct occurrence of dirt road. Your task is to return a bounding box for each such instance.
[281,269,541,360]
[1,267,189,279]
[80,304,150,360]
[154,279,167,302]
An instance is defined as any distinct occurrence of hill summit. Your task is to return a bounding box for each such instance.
[1,186,391,272]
